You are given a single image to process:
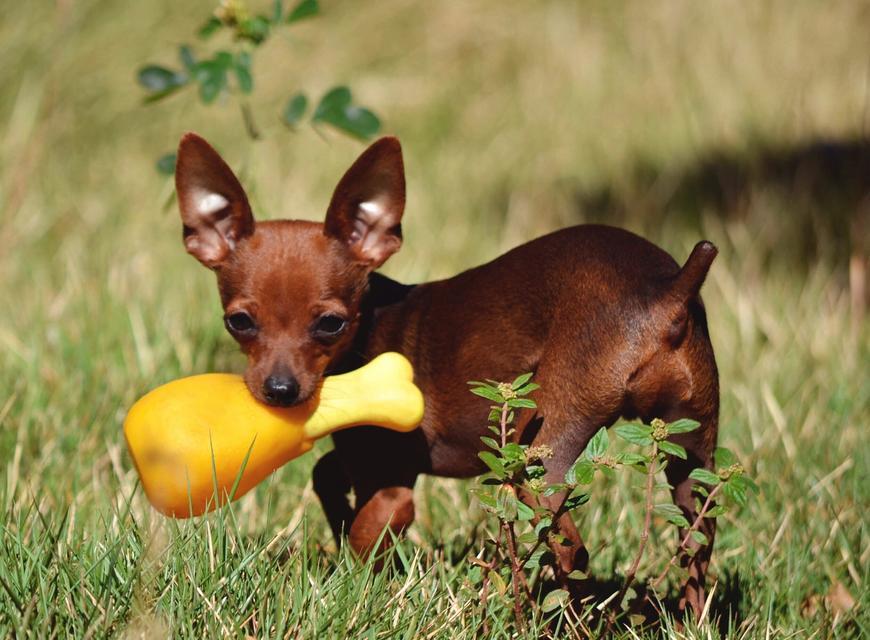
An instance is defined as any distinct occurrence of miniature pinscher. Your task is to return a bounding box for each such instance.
[174,133,719,617]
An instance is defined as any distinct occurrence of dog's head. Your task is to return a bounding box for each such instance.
[174,133,405,406]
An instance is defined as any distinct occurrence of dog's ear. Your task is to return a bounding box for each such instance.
[324,137,405,268]
[175,133,255,268]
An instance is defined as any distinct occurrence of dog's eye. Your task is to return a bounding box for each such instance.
[225,311,257,337]
[312,314,347,341]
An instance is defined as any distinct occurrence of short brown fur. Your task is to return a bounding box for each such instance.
[174,133,720,618]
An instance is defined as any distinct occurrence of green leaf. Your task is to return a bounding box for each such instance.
[198,16,222,39]
[179,45,197,72]
[137,65,186,93]
[313,86,381,140]
[517,530,538,545]
[654,504,690,528]
[470,386,504,403]
[541,588,569,612]
[714,447,738,468]
[524,547,551,569]
[525,464,546,480]
[214,51,234,70]
[563,489,590,511]
[659,440,687,459]
[731,474,759,494]
[690,530,708,545]
[234,52,253,94]
[156,153,176,176]
[489,570,507,597]
[239,15,271,44]
[476,491,497,510]
[507,397,536,409]
[512,372,534,389]
[282,92,308,127]
[478,451,504,475]
[599,464,616,479]
[585,427,609,459]
[287,0,319,23]
[689,468,720,485]
[568,459,595,485]
[479,436,499,450]
[515,382,540,396]
[706,505,727,518]
[614,423,654,446]
[542,483,567,496]
[516,501,535,521]
[534,517,552,536]
[497,486,518,521]
[199,72,226,103]
[616,452,648,466]
[567,569,587,581]
[501,442,525,461]
[667,418,701,434]
[723,482,748,507]
[194,59,228,104]
[271,0,284,23]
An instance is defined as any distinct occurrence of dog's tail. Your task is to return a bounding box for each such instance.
[670,241,718,305]
[662,241,717,345]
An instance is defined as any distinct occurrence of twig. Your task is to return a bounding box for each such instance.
[503,520,527,632]
[614,444,658,612]
[240,101,260,139]
[649,482,722,592]
[497,401,528,631]
[518,491,571,570]
[475,527,502,636]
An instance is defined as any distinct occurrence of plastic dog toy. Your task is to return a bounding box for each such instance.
[124,352,423,517]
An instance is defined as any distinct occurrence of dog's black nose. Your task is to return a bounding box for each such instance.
[263,375,300,407]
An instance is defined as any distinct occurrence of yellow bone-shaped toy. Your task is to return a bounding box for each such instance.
[124,352,423,517]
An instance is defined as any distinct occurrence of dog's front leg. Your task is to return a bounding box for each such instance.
[312,449,355,545]
[349,485,416,569]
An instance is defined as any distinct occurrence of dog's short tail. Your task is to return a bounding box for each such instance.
[670,241,718,305]
[661,241,717,346]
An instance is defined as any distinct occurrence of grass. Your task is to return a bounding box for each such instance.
[0,0,868,637]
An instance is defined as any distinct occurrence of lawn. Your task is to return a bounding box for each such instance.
[0,0,867,637]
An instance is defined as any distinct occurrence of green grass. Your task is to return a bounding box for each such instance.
[0,0,867,637]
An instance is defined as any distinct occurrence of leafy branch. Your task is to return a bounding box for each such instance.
[466,378,758,632]
[136,0,381,173]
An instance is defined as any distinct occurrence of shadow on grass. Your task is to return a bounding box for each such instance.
[572,137,869,267]
[522,567,748,634]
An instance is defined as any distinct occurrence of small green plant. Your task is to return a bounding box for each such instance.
[466,375,758,632]
[136,0,381,173]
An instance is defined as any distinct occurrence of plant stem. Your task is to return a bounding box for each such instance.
[614,443,658,610]
[480,567,490,636]
[518,491,571,569]
[648,482,722,593]
[499,402,509,448]
[498,399,529,629]
[240,101,260,139]
[503,520,527,632]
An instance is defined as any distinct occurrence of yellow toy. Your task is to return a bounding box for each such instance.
[124,352,423,517]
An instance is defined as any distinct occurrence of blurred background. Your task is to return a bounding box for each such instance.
[0,0,867,636]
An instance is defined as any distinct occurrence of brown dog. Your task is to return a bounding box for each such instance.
[174,133,719,616]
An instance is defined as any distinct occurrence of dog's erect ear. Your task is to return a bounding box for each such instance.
[324,137,405,268]
[175,133,254,268]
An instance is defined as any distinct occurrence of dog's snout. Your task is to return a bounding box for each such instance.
[262,374,301,407]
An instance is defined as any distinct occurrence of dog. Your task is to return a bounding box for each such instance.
[174,133,719,617]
